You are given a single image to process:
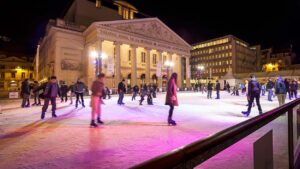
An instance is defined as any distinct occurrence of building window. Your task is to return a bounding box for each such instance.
[30,66,34,70]
[21,72,25,79]
[153,54,157,64]
[30,73,33,79]
[0,82,4,89]
[0,72,4,79]
[128,50,131,61]
[141,52,146,63]
[11,72,16,78]
[0,65,5,69]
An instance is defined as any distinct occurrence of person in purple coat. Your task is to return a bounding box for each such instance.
[165,73,178,126]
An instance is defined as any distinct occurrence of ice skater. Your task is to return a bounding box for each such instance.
[275,76,287,106]
[215,80,220,99]
[242,75,262,116]
[90,73,105,127]
[207,81,213,99]
[41,76,61,119]
[74,79,86,108]
[117,79,126,105]
[132,85,139,101]
[21,79,30,108]
[165,73,178,126]
[32,81,41,106]
[266,79,274,101]
[60,81,69,102]
[139,84,147,105]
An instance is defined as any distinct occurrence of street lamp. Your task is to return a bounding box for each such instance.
[197,65,204,83]
[90,50,107,77]
[164,60,174,79]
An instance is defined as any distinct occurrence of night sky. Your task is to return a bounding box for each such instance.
[0,0,299,61]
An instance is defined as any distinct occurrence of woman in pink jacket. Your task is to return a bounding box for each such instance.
[165,73,178,126]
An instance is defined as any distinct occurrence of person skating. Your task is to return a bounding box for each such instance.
[290,79,298,99]
[60,81,69,103]
[165,73,178,126]
[215,80,220,99]
[207,81,213,99]
[90,73,105,127]
[275,76,287,106]
[69,82,75,105]
[226,83,230,93]
[21,79,30,108]
[117,79,126,105]
[242,75,262,116]
[147,86,153,105]
[41,76,61,119]
[32,81,41,106]
[74,79,86,108]
[139,84,147,105]
[105,87,111,99]
[266,79,274,101]
[261,83,266,96]
[284,78,291,100]
[132,85,139,101]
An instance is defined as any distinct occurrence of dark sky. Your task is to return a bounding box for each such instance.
[0,0,299,59]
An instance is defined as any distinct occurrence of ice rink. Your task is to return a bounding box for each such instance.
[0,91,291,169]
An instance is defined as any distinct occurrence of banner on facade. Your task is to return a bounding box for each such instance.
[107,57,114,75]
[156,61,162,77]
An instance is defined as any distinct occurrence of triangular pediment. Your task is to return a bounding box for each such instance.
[96,18,191,48]
[0,56,27,62]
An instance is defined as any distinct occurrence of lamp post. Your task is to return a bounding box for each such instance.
[197,65,204,83]
[90,50,107,77]
[164,60,174,79]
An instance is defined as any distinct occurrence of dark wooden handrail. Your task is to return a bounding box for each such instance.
[131,98,300,169]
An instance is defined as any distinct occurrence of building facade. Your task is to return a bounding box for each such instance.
[0,54,34,91]
[37,0,191,89]
[261,48,293,72]
[190,35,260,83]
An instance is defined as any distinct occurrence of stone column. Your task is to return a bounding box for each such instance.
[157,50,163,89]
[145,48,151,84]
[114,41,121,88]
[177,55,182,88]
[186,56,191,87]
[96,40,103,75]
[131,45,137,86]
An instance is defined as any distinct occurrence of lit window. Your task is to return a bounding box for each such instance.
[141,52,146,63]
[0,72,4,79]
[21,72,25,79]
[128,50,131,61]
[11,72,15,78]
[153,54,157,64]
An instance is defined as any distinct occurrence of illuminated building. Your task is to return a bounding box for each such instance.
[190,35,260,83]
[261,48,293,72]
[36,0,191,89]
[0,53,34,91]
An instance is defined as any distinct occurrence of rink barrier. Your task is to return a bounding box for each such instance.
[130,98,300,169]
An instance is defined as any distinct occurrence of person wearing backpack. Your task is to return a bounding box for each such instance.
[242,75,262,116]
[275,76,287,106]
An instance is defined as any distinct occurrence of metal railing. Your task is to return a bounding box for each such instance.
[131,98,300,169]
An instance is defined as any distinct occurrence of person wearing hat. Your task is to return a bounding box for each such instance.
[242,75,263,116]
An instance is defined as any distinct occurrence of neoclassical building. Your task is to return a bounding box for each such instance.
[37,0,191,89]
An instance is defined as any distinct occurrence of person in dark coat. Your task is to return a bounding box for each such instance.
[266,79,274,101]
[41,76,61,119]
[275,76,287,106]
[284,79,291,100]
[226,83,230,93]
[215,80,220,99]
[105,87,111,99]
[21,79,30,108]
[165,73,178,126]
[207,81,213,99]
[132,85,139,101]
[139,84,147,105]
[60,81,69,102]
[117,79,126,105]
[69,82,75,105]
[290,79,298,99]
[74,79,85,108]
[32,81,41,106]
[242,75,263,116]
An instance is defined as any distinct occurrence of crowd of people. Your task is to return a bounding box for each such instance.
[19,73,299,127]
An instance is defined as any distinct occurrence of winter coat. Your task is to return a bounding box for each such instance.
[44,82,60,98]
[133,85,139,93]
[207,83,213,90]
[248,80,261,97]
[21,81,30,95]
[118,82,126,93]
[165,79,178,106]
[216,82,221,90]
[284,80,290,91]
[290,81,298,91]
[266,81,274,89]
[74,82,85,93]
[91,80,104,97]
[60,84,69,95]
[275,79,287,94]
